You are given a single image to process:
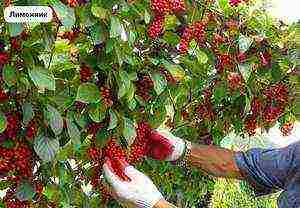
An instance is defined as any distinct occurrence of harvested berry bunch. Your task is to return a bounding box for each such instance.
[79,64,93,82]
[262,105,284,124]
[147,129,173,160]
[104,138,130,181]
[128,122,151,164]
[135,73,154,101]
[88,147,102,162]
[263,83,288,105]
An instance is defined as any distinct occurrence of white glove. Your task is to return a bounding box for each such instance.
[148,127,186,161]
[103,159,164,208]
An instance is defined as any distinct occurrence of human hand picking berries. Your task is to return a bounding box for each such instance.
[147,127,187,161]
[103,158,165,208]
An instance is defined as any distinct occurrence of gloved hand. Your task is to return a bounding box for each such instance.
[147,127,186,161]
[103,159,164,208]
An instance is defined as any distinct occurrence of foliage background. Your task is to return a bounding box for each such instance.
[0,0,298,207]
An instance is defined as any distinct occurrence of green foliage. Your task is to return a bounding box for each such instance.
[0,0,297,206]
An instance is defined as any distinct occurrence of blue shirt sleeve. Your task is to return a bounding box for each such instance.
[234,141,300,196]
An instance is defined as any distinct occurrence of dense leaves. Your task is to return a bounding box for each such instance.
[0,0,297,207]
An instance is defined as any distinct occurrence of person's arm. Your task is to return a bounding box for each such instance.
[188,144,243,179]
[154,199,177,208]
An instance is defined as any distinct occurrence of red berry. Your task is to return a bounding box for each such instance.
[88,147,102,161]
[178,26,193,54]
[250,97,262,116]
[237,52,247,63]
[86,122,104,137]
[0,51,9,65]
[100,86,113,107]
[280,122,294,136]
[80,64,93,82]
[148,15,165,39]
[0,89,8,102]
[259,51,272,67]
[26,119,38,140]
[150,0,169,15]
[10,37,21,51]
[227,72,243,91]
[3,112,21,139]
[193,21,206,45]
[135,74,154,101]
[263,106,284,124]
[229,0,243,7]
[170,0,186,14]
[263,83,288,105]
[245,115,257,136]
[196,102,215,121]
[128,122,151,164]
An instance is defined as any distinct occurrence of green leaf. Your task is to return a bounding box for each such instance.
[118,71,131,99]
[213,84,226,104]
[110,16,124,38]
[0,113,7,134]
[165,15,178,31]
[29,67,55,91]
[66,119,81,145]
[50,0,75,30]
[151,73,167,95]
[76,83,100,104]
[45,105,64,136]
[239,63,252,82]
[16,181,35,201]
[238,35,253,53]
[22,103,34,125]
[8,23,24,37]
[91,6,108,19]
[162,60,185,81]
[34,134,60,162]
[2,65,17,86]
[144,9,151,24]
[90,23,106,44]
[195,49,208,64]
[108,109,118,130]
[122,118,136,145]
[88,102,107,123]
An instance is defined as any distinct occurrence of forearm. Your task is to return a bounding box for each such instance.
[154,199,177,208]
[188,144,244,179]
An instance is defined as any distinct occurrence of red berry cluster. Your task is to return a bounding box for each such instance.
[227,72,243,91]
[259,51,272,67]
[178,26,193,54]
[159,67,176,85]
[58,29,80,42]
[263,83,288,105]
[229,0,245,7]
[148,0,186,39]
[10,37,21,51]
[100,86,113,107]
[280,122,294,136]
[128,122,151,164]
[26,119,38,140]
[4,198,29,208]
[216,53,232,73]
[169,0,186,14]
[135,73,154,101]
[193,21,206,45]
[237,52,247,63]
[86,122,104,138]
[0,89,8,102]
[104,138,129,181]
[0,51,9,65]
[74,101,87,112]
[1,112,21,140]
[80,64,94,83]
[195,102,215,121]
[244,115,257,136]
[0,143,33,177]
[61,0,88,7]
[148,15,165,39]
[250,97,262,116]
[88,147,102,162]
